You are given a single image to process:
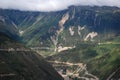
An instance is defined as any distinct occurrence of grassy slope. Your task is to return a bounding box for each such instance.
[47,40,120,79]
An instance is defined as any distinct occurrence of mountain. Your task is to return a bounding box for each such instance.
[0,32,63,80]
[0,6,120,52]
[0,6,120,80]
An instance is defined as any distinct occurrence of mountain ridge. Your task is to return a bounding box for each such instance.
[0,32,63,80]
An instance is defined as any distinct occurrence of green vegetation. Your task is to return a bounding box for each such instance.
[0,6,120,80]
[47,42,120,79]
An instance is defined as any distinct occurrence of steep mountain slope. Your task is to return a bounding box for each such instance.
[0,14,19,39]
[0,33,63,80]
[0,6,120,53]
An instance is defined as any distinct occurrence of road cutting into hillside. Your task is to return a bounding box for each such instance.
[48,60,99,80]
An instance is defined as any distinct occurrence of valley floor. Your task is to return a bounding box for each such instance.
[48,60,99,80]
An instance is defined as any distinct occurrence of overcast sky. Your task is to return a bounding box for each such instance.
[0,0,120,12]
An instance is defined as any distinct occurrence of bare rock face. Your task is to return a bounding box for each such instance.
[0,6,120,48]
[51,12,69,52]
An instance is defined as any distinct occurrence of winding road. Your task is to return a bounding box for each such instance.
[48,60,99,80]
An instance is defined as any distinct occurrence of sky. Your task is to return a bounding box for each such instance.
[0,0,120,12]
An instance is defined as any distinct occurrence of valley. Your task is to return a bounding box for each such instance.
[48,60,99,80]
[0,5,120,80]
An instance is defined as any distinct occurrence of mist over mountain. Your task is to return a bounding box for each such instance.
[0,5,120,51]
[0,5,120,80]
[0,0,120,11]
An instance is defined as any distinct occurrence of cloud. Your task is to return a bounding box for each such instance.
[0,0,120,12]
